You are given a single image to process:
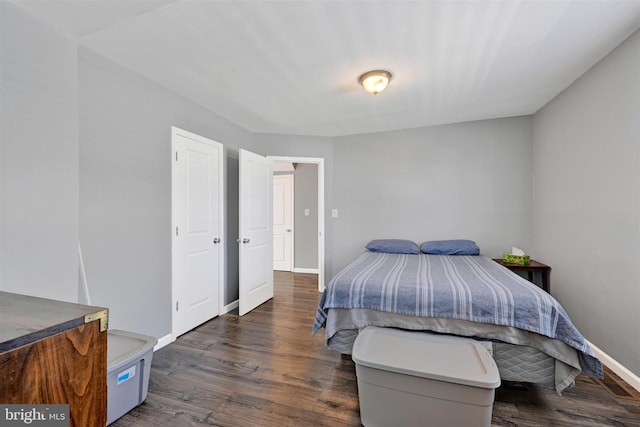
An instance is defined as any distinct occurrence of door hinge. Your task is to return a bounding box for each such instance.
[176,301,179,311]
[176,226,179,236]
[175,151,178,161]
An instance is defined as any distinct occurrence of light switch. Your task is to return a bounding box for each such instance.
[332,209,339,218]
[304,209,310,216]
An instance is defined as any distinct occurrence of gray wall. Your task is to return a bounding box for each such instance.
[225,154,240,302]
[294,164,318,269]
[532,29,640,375]
[0,3,79,302]
[79,49,252,337]
[330,117,534,273]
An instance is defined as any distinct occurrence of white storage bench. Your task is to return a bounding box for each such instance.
[352,327,500,427]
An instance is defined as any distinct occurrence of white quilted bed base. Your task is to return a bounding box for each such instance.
[328,329,555,385]
[324,307,585,390]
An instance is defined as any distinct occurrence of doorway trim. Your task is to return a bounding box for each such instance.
[267,156,325,291]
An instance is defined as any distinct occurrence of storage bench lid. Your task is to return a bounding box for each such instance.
[352,327,500,389]
[108,329,157,372]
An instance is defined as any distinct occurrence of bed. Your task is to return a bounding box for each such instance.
[312,246,602,393]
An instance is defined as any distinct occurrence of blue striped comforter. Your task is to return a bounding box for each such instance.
[313,252,602,378]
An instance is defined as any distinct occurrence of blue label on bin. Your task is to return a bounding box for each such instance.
[117,365,136,385]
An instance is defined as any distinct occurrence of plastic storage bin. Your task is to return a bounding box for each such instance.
[352,327,500,427]
[107,329,157,425]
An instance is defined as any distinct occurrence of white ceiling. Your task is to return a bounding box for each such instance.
[11,0,640,137]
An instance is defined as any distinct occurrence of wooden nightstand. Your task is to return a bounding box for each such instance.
[492,259,551,293]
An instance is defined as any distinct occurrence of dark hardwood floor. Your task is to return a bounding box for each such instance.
[112,272,640,426]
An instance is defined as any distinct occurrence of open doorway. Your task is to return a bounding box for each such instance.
[268,156,325,291]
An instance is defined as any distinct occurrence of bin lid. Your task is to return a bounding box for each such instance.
[108,329,158,372]
[352,327,500,389]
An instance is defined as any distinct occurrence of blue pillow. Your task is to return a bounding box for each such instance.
[420,239,480,255]
[366,239,419,254]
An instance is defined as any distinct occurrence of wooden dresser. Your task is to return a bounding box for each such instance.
[0,292,108,426]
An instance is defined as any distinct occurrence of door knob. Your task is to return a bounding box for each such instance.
[213,237,221,244]
[286,229,292,232]
[242,238,250,244]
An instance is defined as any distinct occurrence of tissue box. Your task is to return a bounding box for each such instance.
[502,254,530,265]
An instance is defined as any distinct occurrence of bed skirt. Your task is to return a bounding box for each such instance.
[325,308,582,392]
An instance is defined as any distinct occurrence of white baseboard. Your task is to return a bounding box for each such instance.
[293,267,319,274]
[154,334,173,352]
[222,299,239,314]
[587,339,640,392]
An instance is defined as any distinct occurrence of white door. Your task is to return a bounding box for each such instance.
[239,149,273,316]
[172,127,224,338]
[273,174,294,271]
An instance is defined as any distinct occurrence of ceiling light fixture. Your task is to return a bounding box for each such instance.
[358,70,392,95]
